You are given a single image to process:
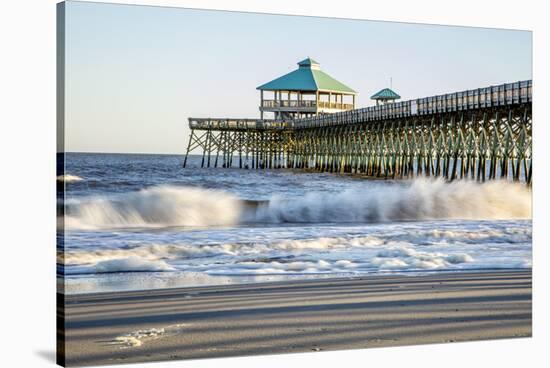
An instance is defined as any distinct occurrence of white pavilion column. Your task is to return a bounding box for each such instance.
[260,90,264,119]
[315,91,319,115]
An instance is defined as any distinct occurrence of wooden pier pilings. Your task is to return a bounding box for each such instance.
[183,80,532,184]
[183,121,289,170]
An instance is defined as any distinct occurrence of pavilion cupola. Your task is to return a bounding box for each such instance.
[371,88,401,106]
[298,57,321,70]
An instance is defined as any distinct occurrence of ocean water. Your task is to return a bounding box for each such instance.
[58,153,532,294]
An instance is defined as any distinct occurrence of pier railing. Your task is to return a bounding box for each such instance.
[188,118,290,131]
[291,80,531,129]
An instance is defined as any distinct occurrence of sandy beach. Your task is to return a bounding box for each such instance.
[61,270,531,366]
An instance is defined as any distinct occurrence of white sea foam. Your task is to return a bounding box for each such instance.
[64,179,531,230]
[374,247,474,270]
[94,257,174,273]
[64,225,527,274]
[61,179,531,283]
[66,243,476,276]
[63,271,235,293]
[57,174,84,182]
[62,220,530,291]
[446,253,474,264]
[112,324,188,348]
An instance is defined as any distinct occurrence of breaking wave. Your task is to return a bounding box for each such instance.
[64,179,531,230]
[57,174,84,182]
[65,186,242,229]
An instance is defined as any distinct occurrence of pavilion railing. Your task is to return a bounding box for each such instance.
[317,101,354,110]
[261,100,317,108]
[261,100,355,110]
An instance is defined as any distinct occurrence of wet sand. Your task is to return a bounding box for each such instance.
[61,270,532,366]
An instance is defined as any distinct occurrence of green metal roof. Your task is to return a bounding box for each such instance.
[257,58,356,94]
[371,88,401,100]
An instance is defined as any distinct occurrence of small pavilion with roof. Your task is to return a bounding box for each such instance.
[257,58,357,120]
[370,88,401,106]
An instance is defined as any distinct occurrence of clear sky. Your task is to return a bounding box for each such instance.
[64,1,532,154]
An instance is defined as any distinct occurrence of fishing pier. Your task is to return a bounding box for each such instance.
[183,58,532,184]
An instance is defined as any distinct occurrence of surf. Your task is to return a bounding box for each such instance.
[64,178,531,230]
[57,174,84,182]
